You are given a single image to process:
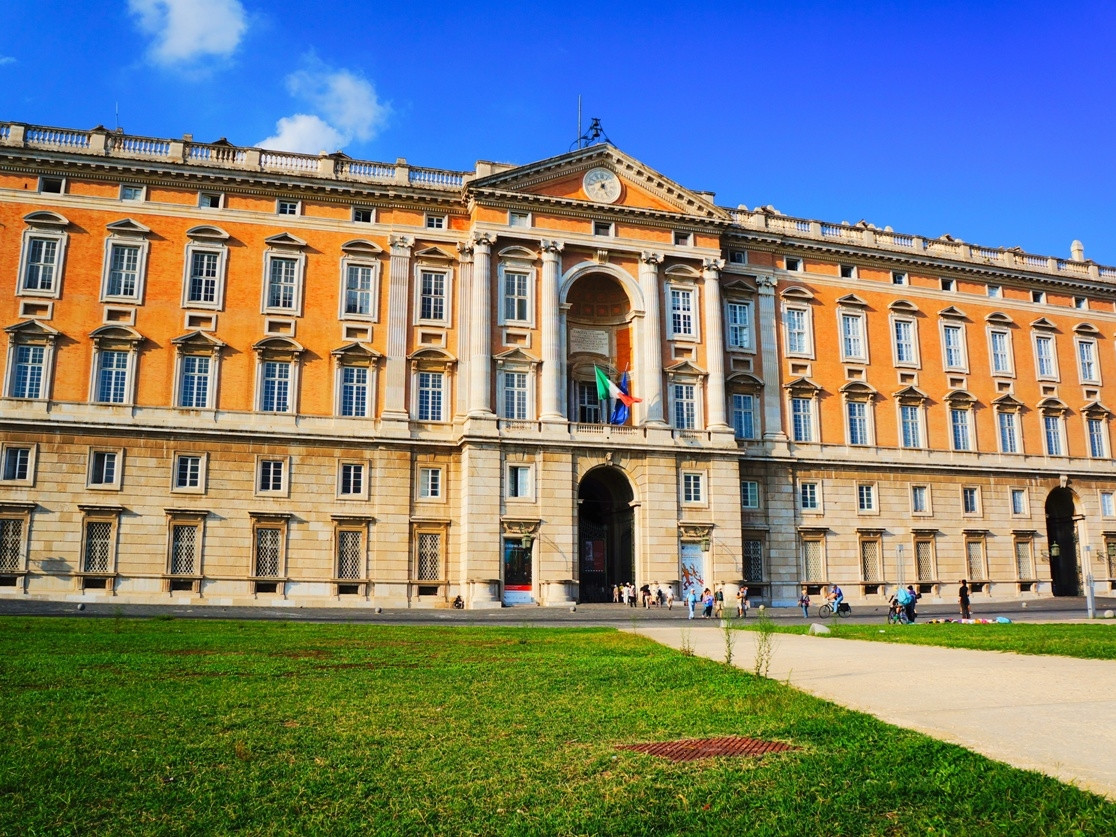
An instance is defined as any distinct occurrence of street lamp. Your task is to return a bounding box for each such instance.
[896,543,905,590]
[1084,544,1096,619]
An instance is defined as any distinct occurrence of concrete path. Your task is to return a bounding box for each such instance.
[631,624,1116,801]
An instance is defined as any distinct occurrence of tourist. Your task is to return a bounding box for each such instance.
[737,585,749,618]
[702,588,714,618]
[958,579,971,620]
[713,585,724,618]
[905,585,920,623]
[686,587,697,620]
[798,586,811,618]
[666,586,675,610]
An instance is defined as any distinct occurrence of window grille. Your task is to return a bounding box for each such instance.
[84,522,112,572]
[170,524,197,575]
[337,531,362,579]
[417,533,441,580]
[860,539,881,582]
[966,540,985,581]
[915,541,935,581]
[743,540,763,581]
[0,519,21,571]
[802,540,823,580]
[1107,542,1116,577]
[1015,540,1034,580]
[255,528,281,577]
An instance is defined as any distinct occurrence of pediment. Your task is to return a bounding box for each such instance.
[781,286,814,300]
[494,347,540,365]
[888,299,920,313]
[839,381,877,396]
[727,372,763,388]
[90,325,144,344]
[171,331,226,350]
[23,210,69,227]
[498,245,537,262]
[1082,400,1112,417]
[665,359,707,377]
[106,218,151,236]
[784,376,822,393]
[1073,322,1101,335]
[944,388,976,403]
[992,393,1025,409]
[892,385,928,402]
[414,246,455,261]
[985,311,1014,325]
[252,336,304,354]
[340,239,383,255]
[1030,317,1057,331]
[5,319,60,338]
[264,232,307,249]
[468,145,731,221]
[938,306,967,320]
[186,225,229,241]
[836,294,868,308]
[1038,396,1069,412]
[331,342,382,360]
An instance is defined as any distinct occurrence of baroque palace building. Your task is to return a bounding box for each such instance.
[1,120,1114,609]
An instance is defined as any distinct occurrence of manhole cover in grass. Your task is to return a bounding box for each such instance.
[618,735,799,762]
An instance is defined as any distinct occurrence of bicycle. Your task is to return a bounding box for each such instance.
[887,599,910,625]
[818,601,852,618]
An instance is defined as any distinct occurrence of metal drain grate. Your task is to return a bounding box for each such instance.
[618,735,799,762]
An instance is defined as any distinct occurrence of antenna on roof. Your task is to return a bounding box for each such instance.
[114,102,119,132]
[571,114,611,151]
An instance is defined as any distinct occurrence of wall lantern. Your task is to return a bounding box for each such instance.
[521,532,534,549]
[700,536,711,552]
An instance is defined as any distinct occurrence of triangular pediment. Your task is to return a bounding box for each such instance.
[172,331,226,350]
[264,232,307,249]
[494,347,540,365]
[468,145,730,221]
[106,218,151,236]
[5,319,60,338]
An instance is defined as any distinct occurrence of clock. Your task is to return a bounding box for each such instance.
[582,167,622,204]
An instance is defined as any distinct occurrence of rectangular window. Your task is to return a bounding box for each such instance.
[344,264,373,316]
[732,393,756,439]
[261,361,291,413]
[83,521,112,573]
[419,271,447,321]
[966,539,985,580]
[940,277,955,292]
[507,465,532,498]
[352,207,374,223]
[791,397,813,442]
[336,529,363,580]
[741,480,759,509]
[175,455,201,489]
[576,381,601,423]
[1043,415,1063,456]
[857,483,876,512]
[785,308,809,355]
[800,481,819,510]
[861,539,881,582]
[503,271,530,322]
[1011,488,1027,516]
[840,313,865,360]
[915,539,935,581]
[1015,539,1034,580]
[1032,290,1046,304]
[277,200,299,216]
[1074,296,1088,310]
[1102,491,1116,517]
[943,324,966,369]
[267,257,298,310]
[508,211,531,227]
[417,532,441,580]
[198,192,223,209]
[96,351,129,403]
[106,244,140,298]
[417,372,444,421]
[340,366,368,417]
[592,221,613,237]
[891,271,907,285]
[258,459,284,492]
[254,528,281,577]
[501,371,529,420]
[683,473,704,503]
[121,185,144,201]
[673,231,692,246]
[802,538,824,581]
[726,301,752,349]
[670,288,695,337]
[90,451,118,486]
[425,214,446,230]
[846,401,868,445]
[911,485,928,513]
[893,319,915,364]
[990,330,1012,374]
[900,405,921,448]
[188,251,219,304]
[785,257,801,271]
[962,487,979,514]
[170,523,199,575]
[1077,340,1099,383]
[0,518,23,572]
[950,408,971,451]
[3,448,30,482]
[839,264,856,278]
[998,411,1019,454]
[23,237,59,292]
[1088,418,1107,458]
[743,540,764,581]
[179,355,211,408]
[419,467,442,499]
[1034,335,1056,378]
[987,284,1002,298]
[11,345,45,399]
[340,463,364,496]
[672,384,695,430]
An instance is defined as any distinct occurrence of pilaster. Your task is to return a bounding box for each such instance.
[455,241,475,419]
[756,274,789,452]
[702,258,729,430]
[382,235,414,425]
[468,232,496,417]
[639,251,667,425]
[539,240,566,423]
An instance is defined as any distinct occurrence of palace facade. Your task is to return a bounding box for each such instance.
[1,121,1114,609]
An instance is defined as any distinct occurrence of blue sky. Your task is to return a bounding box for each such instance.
[3,1,1115,263]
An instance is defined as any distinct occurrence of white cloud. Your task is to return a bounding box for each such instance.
[259,65,389,153]
[128,0,247,65]
[0,56,15,66]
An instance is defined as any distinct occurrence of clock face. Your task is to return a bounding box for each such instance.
[582,167,622,204]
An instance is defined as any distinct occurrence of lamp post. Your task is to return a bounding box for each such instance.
[1051,542,1061,595]
[1084,544,1096,619]
[896,543,905,590]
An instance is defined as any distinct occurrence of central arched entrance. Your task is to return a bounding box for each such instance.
[1045,487,1079,596]
[577,467,634,602]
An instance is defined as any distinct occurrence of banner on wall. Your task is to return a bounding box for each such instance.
[502,539,533,605]
[679,543,705,598]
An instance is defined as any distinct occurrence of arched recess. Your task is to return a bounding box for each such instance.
[577,466,635,602]
[1045,486,1080,596]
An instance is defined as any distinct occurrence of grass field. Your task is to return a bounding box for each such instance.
[1,616,1113,836]
[742,619,1116,660]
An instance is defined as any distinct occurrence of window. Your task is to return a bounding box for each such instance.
[743,539,764,581]
[419,467,442,499]
[682,473,704,503]
[900,405,922,448]
[425,214,446,230]
[90,451,119,486]
[860,537,882,583]
[265,256,299,311]
[258,459,285,493]
[966,536,987,578]
[801,536,825,581]
[178,355,212,408]
[276,200,299,216]
[962,487,980,515]
[343,263,375,318]
[846,401,869,446]
[260,361,292,413]
[198,192,223,209]
[892,271,907,285]
[352,207,374,223]
[120,185,144,201]
[942,324,966,370]
[168,518,203,578]
[1076,339,1100,383]
[500,371,529,420]
[940,277,955,292]
[336,527,364,582]
[419,270,448,322]
[1011,488,1027,516]
[997,411,1019,454]
[96,350,129,404]
[416,371,444,422]
[253,526,283,578]
[784,306,812,355]
[339,366,369,417]
[1032,290,1046,304]
[508,211,531,227]
[415,531,442,581]
[893,319,917,365]
[1074,296,1088,310]
[785,257,801,272]
[507,465,532,499]
[1034,334,1057,378]
[670,288,695,338]
[21,236,62,294]
[10,345,45,399]
[989,330,1012,375]
[0,516,26,572]
[39,176,64,193]
[987,284,1002,298]
[672,383,696,430]
[791,397,814,442]
[82,518,115,574]
[2,447,31,482]
[592,221,613,237]
[576,381,601,423]
[726,301,752,349]
[1015,538,1035,581]
[185,249,222,307]
[950,408,972,451]
[732,394,756,439]
[673,231,693,247]
[174,455,202,490]
[1088,417,1108,458]
[729,250,748,265]
[741,480,759,509]
[502,271,530,323]
[839,264,856,279]
[857,483,876,512]
[1043,414,1064,456]
[800,481,819,510]
[339,463,364,496]
[911,485,928,513]
[1102,491,1116,517]
[104,243,142,299]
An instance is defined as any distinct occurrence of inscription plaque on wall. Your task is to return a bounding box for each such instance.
[569,328,610,357]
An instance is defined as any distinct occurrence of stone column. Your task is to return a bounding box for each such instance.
[455,241,474,419]
[757,274,787,442]
[382,235,414,422]
[539,240,565,422]
[468,232,495,417]
[639,251,666,425]
[702,258,729,429]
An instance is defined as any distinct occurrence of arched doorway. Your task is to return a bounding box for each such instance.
[577,467,634,602]
[565,272,636,424]
[1045,487,1079,596]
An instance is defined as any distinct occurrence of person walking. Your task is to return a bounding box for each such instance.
[701,588,714,619]
[798,586,811,618]
[666,586,675,611]
[713,585,725,618]
[958,579,971,620]
[905,585,920,623]
[686,587,697,620]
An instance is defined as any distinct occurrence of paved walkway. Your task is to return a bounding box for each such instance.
[631,624,1116,801]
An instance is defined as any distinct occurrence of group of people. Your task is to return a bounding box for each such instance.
[612,582,675,609]
[683,585,749,620]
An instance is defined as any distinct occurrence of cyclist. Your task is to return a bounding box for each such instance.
[827,583,844,614]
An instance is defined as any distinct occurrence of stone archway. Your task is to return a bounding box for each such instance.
[577,467,635,603]
[566,271,636,424]
[1045,487,1079,596]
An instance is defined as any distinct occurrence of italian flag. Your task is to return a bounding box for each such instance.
[594,366,639,407]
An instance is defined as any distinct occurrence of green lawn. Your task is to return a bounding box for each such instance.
[1,617,1113,836]
[745,619,1116,660]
